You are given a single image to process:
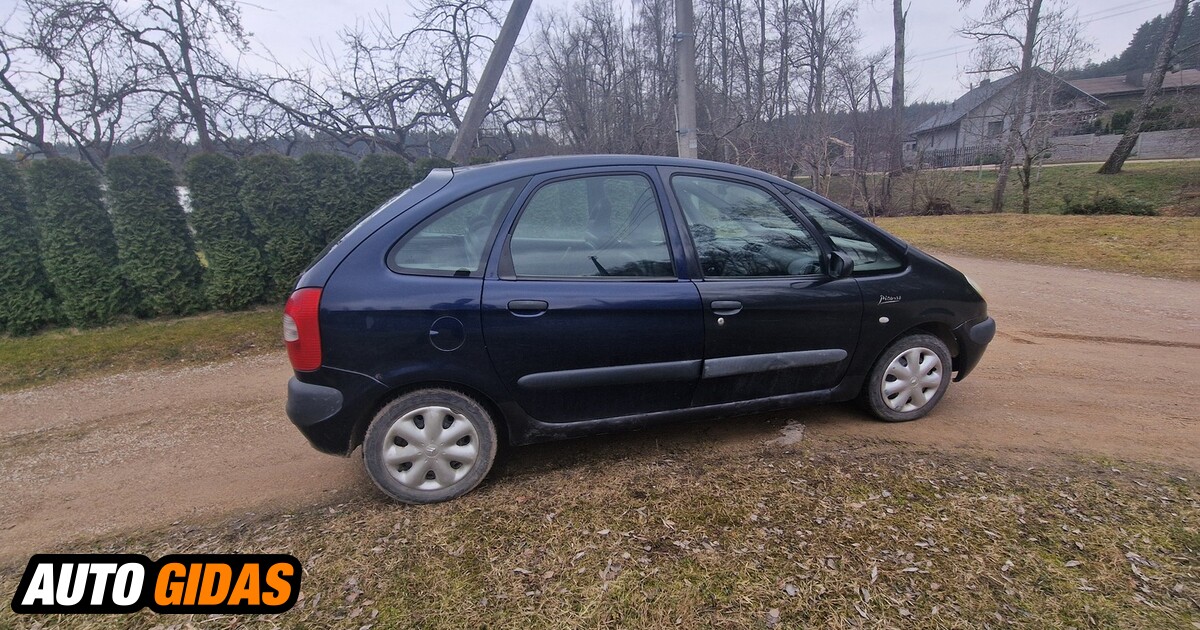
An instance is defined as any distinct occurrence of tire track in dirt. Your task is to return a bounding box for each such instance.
[1023,331,1200,349]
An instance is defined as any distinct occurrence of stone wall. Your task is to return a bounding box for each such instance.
[1046,128,1200,163]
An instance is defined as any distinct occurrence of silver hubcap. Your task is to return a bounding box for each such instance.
[881,347,943,412]
[382,406,480,491]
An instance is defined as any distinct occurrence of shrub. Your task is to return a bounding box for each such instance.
[413,156,456,181]
[184,154,268,310]
[299,153,359,243]
[356,153,414,214]
[1111,110,1134,134]
[0,160,59,335]
[922,198,956,215]
[105,155,206,317]
[1062,193,1157,216]
[240,154,320,298]
[26,158,129,327]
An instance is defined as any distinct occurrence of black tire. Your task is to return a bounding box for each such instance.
[363,388,498,504]
[863,333,952,423]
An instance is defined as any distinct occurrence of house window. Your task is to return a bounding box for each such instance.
[987,121,1004,137]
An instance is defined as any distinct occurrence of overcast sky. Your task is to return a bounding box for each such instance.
[236,0,1178,103]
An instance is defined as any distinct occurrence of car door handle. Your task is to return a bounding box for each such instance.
[710,300,743,316]
[508,300,549,316]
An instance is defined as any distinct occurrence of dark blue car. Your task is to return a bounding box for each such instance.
[284,155,994,503]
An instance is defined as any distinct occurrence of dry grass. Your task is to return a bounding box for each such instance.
[877,214,1200,280]
[0,308,281,392]
[2,423,1195,629]
[815,161,1200,216]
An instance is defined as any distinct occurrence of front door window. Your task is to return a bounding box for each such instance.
[671,175,823,277]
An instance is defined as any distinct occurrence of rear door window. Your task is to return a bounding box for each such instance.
[506,174,675,278]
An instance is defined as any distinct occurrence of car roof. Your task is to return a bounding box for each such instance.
[436,154,796,189]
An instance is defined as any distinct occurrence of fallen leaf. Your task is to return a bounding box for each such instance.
[1064,560,1083,568]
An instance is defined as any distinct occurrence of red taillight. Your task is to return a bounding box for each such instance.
[283,288,323,371]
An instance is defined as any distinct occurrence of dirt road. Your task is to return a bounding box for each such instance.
[1,255,1197,562]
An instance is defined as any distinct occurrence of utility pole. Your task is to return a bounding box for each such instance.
[446,0,533,165]
[675,0,698,159]
[889,0,906,175]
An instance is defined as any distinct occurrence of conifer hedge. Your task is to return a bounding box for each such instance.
[26,158,129,327]
[239,155,320,298]
[105,155,206,317]
[299,152,359,243]
[184,153,268,310]
[0,160,59,335]
[356,153,415,214]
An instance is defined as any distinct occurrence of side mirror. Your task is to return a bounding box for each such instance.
[828,251,854,279]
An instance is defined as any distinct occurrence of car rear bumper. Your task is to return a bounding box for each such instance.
[952,316,995,382]
[286,370,388,456]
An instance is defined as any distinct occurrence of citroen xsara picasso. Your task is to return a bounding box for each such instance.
[284,156,995,503]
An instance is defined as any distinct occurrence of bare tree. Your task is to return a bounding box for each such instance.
[0,32,60,157]
[834,49,890,216]
[105,0,250,153]
[227,0,511,159]
[1,0,253,162]
[961,0,1044,213]
[517,0,678,155]
[792,0,858,195]
[1099,0,1193,174]
[0,0,163,167]
[960,0,1087,212]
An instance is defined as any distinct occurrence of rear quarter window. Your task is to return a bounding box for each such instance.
[387,179,525,277]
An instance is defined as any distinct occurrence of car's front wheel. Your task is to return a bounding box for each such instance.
[863,334,952,422]
[363,389,498,504]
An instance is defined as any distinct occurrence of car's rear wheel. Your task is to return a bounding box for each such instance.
[363,389,498,504]
[863,334,952,422]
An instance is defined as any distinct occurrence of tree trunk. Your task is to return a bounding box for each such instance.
[1098,0,1191,175]
[173,0,215,153]
[1021,153,1033,214]
[989,0,1042,214]
[883,0,906,212]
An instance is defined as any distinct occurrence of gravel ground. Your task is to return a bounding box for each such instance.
[0,254,1196,565]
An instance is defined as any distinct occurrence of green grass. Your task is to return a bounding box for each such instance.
[2,433,1195,628]
[0,307,282,391]
[813,161,1200,216]
[876,214,1200,280]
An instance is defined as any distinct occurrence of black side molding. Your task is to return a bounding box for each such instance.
[518,360,703,390]
[702,349,848,379]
